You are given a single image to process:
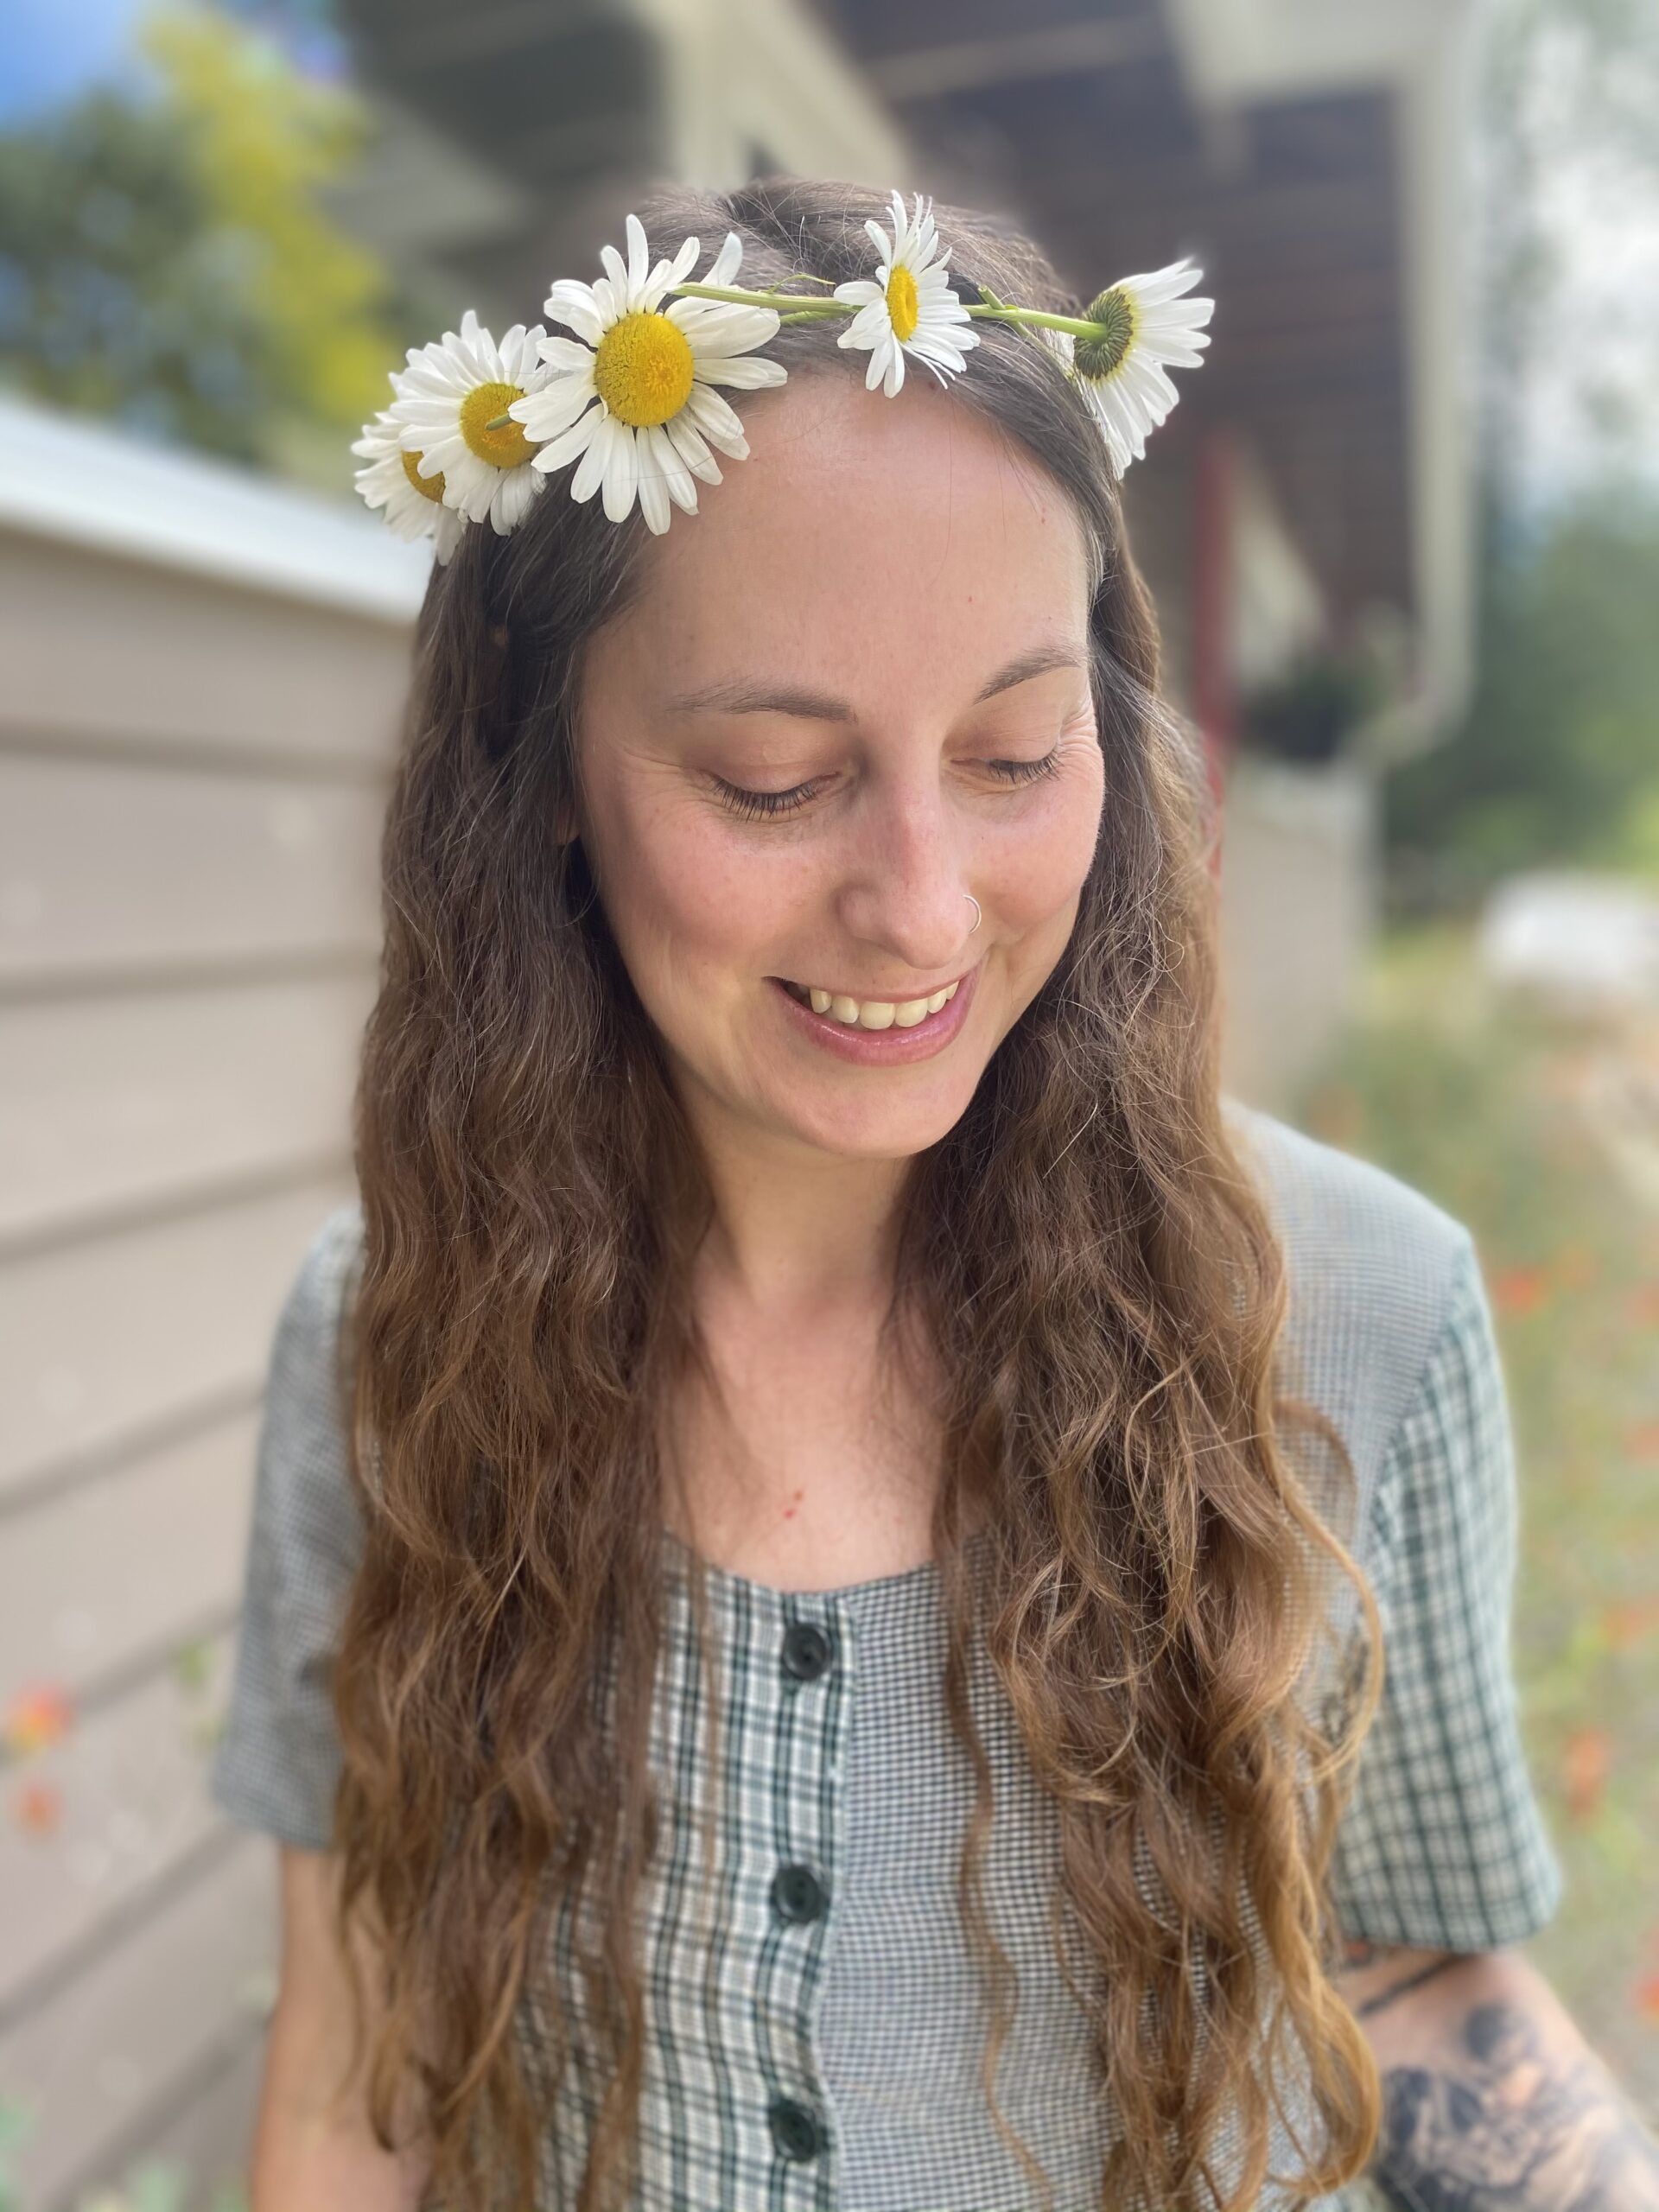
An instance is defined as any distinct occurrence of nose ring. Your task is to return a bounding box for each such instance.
[965,893,981,933]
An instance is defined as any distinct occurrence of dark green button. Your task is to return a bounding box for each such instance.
[769,2094,823,2161]
[771,1862,827,1923]
[780,1620,834,1681]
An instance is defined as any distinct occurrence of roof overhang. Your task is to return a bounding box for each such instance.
[1165,0,1480,759]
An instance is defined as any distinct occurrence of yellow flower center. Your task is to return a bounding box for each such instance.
[1074,287,1139,382]
[402,448,446,503]
[459,382,537,468]
[592,311,696,427]
[885,264,919,343]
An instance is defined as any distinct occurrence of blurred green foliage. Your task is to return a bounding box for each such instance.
[1385,493,1659,898]
[1295,924,1659,2107]
[0,3,405,477]
[1381,0,1659,904]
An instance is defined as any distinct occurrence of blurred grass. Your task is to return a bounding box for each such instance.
[1292,919,1659,2109]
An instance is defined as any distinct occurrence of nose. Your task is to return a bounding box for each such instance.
[835,778,979,975]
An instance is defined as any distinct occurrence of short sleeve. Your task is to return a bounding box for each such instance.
[1324,1231,1565,1950]
[209,1204,367,1853]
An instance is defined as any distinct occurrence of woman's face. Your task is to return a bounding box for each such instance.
[570,372,1104,1166]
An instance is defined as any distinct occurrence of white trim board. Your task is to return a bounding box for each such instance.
[0,391,431,625]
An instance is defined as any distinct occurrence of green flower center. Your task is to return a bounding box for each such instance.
[593,311,696,427]
[1073,287,1138,381]
[402,449,446,503]
[885,264,919,343]
[459,382,537,468]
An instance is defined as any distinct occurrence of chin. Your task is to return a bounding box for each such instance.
[771,1079,984,1163]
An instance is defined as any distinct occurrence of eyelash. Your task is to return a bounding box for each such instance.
[711,751,1063,823]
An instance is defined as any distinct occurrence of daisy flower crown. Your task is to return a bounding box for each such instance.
[353,189,1214,558]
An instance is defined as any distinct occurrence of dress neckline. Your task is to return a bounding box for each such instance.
[658,1519,995,1605]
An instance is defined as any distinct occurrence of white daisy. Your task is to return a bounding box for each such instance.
[509,217,788,536]
[831,189,980,399]
[351,407,467,564]
[1046,259,1213,479]
[386,309,555,535]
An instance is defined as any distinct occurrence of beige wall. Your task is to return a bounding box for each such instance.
[0,396,420,2209]
[1218,753,1380,1113]
[0,387,1375,2202]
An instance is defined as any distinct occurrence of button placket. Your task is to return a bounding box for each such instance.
[760,1599,844,2180]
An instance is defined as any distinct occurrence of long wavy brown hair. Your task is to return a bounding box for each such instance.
[324,175,1386,2212]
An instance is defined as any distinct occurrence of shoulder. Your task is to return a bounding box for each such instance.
[1220,1096,1479,1506]
[258,1197,370,1534]
[271,1199,366,1386]
[290,1198,366,1326]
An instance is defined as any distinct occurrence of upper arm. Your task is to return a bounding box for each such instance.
[211,1205,367,1852]
[250,1843,434,2211]
[207,1213,432,2200]
[1323,1231,1565,1954]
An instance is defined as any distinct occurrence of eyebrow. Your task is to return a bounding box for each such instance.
[662,640,1086,721]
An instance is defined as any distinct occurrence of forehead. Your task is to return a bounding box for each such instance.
[591,374,1094,713]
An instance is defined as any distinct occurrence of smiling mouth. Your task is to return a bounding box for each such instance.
[774,976,963,1030]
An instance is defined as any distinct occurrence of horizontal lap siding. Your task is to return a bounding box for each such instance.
[0,466,413,2208]
[0,752,385,987]
[0,976,373,1245]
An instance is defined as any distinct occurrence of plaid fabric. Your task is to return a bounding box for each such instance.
[210,1102,1563,2210]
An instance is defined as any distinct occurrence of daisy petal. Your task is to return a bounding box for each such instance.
[530,406,604,474]
[705,231,743,289]
[643,232,700,315]
[636,439,671,535]
[512,379,599,443]
[537,334,600,373]
[683,381,748,459]
[681,306,781,356]
[601,421,640,521]
[569,414,615,503]
[647,422,702,512]
[664,410,721,485]
[625,213,650,303]
[692,354,789,390]
[543,282,607,346]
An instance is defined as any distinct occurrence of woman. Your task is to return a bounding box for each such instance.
[212,179,1578,2212]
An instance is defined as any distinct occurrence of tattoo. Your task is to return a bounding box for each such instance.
[1370,1999,1659,2212]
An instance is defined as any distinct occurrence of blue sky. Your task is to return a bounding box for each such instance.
[0,0,151,124]
[0,0,345,124]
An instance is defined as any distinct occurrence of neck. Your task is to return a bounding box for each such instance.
[666,1067,914,1323]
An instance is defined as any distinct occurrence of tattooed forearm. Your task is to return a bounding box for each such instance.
[1352,1957,1659,2212]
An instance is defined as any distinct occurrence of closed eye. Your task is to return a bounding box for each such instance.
[710,751,1063,824]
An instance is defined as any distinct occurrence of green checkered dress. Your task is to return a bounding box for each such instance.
[211,1103,1564,2210]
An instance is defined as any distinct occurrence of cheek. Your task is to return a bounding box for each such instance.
[989,750,1104,931]
[590,791,801,987]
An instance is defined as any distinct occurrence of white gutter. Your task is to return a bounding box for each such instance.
[0,390,430,625]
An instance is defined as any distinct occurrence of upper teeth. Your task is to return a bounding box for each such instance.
[787,979,959,1029]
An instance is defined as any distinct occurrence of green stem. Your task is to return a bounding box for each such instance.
[477,287,1107,428]
[670,282,843,312]
[668,281,1109,340]
[968,305,1107,338]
